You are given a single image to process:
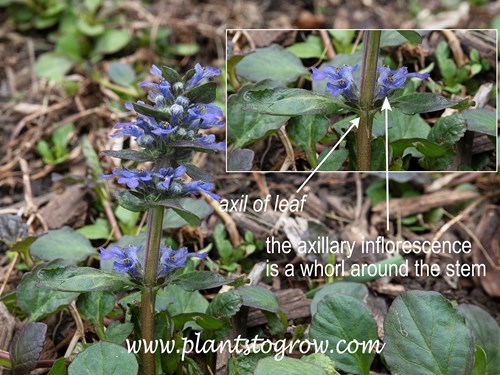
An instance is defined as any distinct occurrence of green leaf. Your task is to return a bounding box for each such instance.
[163,198,213,229]
[47,358,66,375]
[301,353,340,375]
[462,108,496,136]
[82,137,104,179]
[397,30,423,44]
[132,102,170,121]
[458,304,500,375]
[17,263,78,322]
[30,227,96,265]
[37,267,135,292]
[77,291,115,329]
[171,271,232,291]
[77,218,111,240]
[310,282,368,316]
[381,30,416,47]
[52,123,73,159]
[184,163,214,182]
[35,52,74,81]
[171,207,200,227]
[77,18,104,36]
[236,44,308,84]
[206,290,242,319]
[384,291,475,375]
[172,312,224,331]
[428,114,466,146]
[185,82,217,104]
[68,342,138,375]
[255,357,326,375]
[161,66,182,84]
[93,29,130,55]
[310,294,378,375]
[104,321,134,345]
[108,63,136,87]
[392,93,456,115]
[317,148,349,171]
[227,149,254,171]
[389,111,430,142]
[391,138,447,157]
[158,284,208,314]
[10,322,47,375]
[287,35,324,58]
[170,43,199,56]
[244,88,351,116]
[238,286,280,313]
[471,346,487,375]
[228,80,289,148]
[288,115,330,168]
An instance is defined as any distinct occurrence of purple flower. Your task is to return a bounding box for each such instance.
[100,245,142,278]
[154,165,186,189]
[100,168,152,189]
[194,134,226,151]
[139,80,173,102]
[188,103,224,129]
[186,63,221,89]
[157,246,207,277]
[111,115,161,139]
[311,64,359,100]
[184,180,220,201]
[376,66,429,98]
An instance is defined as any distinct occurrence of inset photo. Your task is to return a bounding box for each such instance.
[226,29,497,172]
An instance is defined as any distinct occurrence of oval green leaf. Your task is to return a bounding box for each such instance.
[255,356,326,375]
[384,291,475,375]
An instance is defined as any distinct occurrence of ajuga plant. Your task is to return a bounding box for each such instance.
[230,30,495,171]
[33,63,238,374]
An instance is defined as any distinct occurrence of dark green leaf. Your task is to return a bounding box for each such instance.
[310,282,368,316]
[132,102,170,121]
[227,149,254,171]
[236,44,308,84]
[17,263,78,322]
[108,63,135,87]
[317,148,349,171]
[185,82,217,104]
[462,108,496,136]
[397,30,423,44]
[428,114,466,146]
[384,291,475,375]
[37,267,135,292]
[68,342,138,374]
[158,284,208,314]
[228,80,289,148]
[82,137,104,179]
[389,111,430,141]
[104,321,134,345]
[458,304,500,375]
[184,163,214,182]
[171,271,232,291]
[391,138,447,157]
[30,227,95,265]
[310,294,378,375]
[161,66,182,84]
[244,88,351,116]
[172,312,224,331]
[392,93,457,115]
[288,115,330,168]
[10,322,47,375]
[238,286,280,313]
[77,292,115,329]
[206,290,242,319]
[115,190,147,212]
[102,149,154,162]
[255,357,326,375]
[166,139,217,153]
[171,207,200,227]
[163,198,213,229]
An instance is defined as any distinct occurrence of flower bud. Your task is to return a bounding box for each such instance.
[168,181,184,196]
[137,134,155,148]
[175,96,190,108]
[172,82,184,95]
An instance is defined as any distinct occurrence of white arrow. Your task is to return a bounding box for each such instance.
[296,117,360,193]
[382,97,392,232]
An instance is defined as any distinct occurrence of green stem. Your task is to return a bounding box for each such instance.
[140,206,165,374]
[357,30,381,171]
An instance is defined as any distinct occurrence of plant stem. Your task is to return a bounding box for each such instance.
[357,30,381,171]
[140,206,164,374]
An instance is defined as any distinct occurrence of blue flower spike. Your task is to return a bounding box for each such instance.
[100,245,143,278]
[376,66,429,99]
[311,64,359,100]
